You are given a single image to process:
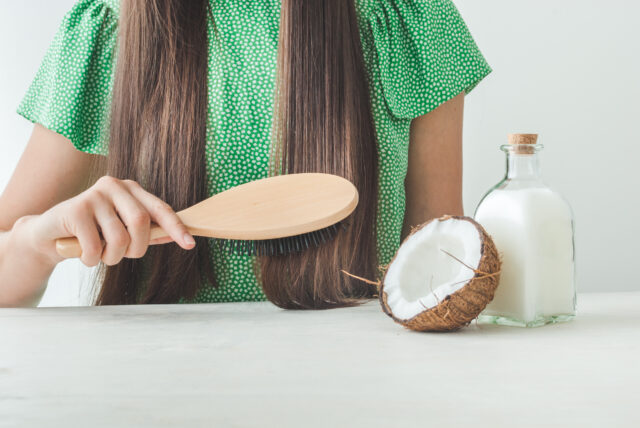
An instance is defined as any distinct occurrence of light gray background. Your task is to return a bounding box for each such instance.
[1,0,638,306]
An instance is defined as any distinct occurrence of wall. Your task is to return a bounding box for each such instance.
[0,0,638,306]
[457,0,640,296]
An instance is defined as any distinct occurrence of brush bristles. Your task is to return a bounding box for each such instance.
[213,221,349,256]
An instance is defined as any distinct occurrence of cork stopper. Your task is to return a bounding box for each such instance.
[507,133,538,154]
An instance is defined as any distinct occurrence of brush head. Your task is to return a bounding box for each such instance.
[182,173,358,257]
[213,220,349,256]
[176,173,358,241]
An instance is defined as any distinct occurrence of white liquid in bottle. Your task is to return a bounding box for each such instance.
[474,134,576,327]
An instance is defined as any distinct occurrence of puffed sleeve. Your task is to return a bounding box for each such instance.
[367,0,491,119]
[16,0,119,155]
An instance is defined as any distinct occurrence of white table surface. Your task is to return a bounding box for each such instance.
[1,292,639,428]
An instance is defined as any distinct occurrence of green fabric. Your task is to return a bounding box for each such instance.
[17,0,491,303]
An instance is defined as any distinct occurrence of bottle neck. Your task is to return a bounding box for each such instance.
[505,152,542,180]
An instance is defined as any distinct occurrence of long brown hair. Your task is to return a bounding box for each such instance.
[95,0,379,308]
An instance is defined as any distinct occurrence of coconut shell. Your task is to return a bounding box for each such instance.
[379,215,501,332]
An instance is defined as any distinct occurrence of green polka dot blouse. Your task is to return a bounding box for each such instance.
[17,0,491,303]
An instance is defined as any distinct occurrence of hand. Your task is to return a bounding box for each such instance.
[19,175,195,267]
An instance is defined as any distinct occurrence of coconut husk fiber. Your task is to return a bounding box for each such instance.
[379,215,502,332]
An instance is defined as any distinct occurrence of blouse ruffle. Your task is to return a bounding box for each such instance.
[17,0,119,155]
[362,0,492,118]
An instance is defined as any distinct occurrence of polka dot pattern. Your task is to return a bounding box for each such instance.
[17,0,118,155]
[16,0,491,303]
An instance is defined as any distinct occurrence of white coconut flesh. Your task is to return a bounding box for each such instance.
[383,217,483,321]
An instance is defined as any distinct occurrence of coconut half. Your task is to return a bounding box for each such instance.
[380,215,501,332]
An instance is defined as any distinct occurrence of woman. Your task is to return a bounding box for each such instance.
[0,0,490,308]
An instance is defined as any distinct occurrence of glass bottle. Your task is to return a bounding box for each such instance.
[474,134,576,327]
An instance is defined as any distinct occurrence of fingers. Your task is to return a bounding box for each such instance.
[68,203,104,267]
[121,180,195,250]
[92,199,130,266]
[59,176,195,267]
[105,183,151,259]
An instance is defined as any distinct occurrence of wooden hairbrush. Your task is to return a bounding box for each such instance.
[55,173,358,259]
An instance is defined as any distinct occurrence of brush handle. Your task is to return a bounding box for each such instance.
[55,224,174,259]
